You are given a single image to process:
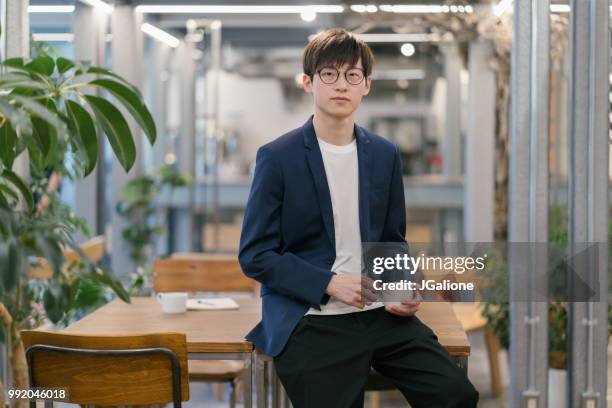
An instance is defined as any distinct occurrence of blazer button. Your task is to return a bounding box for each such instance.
[326,257,334,265]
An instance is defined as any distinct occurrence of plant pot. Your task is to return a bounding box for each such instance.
[548,368,567,408]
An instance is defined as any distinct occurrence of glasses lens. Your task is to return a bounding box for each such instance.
[346,69,364,85]
[319,68,339,84]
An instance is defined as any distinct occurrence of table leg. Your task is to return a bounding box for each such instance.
[244,352,253,408]
[255,351,268,408]
[271,361,281,408]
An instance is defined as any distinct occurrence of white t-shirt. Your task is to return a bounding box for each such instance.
[306,136,384,315]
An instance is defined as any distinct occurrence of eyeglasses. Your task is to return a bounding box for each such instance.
[316,67,366,85]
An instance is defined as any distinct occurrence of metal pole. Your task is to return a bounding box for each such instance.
[567,1,609,407]
[210,20,222,252]
[509,1,550,407]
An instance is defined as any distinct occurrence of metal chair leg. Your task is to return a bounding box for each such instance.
[229,380,236,408]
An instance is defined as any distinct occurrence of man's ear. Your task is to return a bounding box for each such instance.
[363,76,372,96]
[302,73,313,93]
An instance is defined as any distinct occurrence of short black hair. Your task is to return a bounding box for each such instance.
[303,28,374,78]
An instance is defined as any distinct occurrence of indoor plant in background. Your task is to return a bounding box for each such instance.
[116,165,190,295]
[481,206,612,404]
[0,53,156,406]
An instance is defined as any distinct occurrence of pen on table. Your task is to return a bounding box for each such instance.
[196,299,217,306]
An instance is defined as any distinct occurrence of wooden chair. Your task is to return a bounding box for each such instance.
[21,330,189,407]
[157,254,257,294]
[452,302,503,397]
[29,235,106,280]
[153,255,255,407]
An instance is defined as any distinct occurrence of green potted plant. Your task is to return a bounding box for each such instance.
[481,205,612,403]
[116,165,190,295]
[0,53,156,405]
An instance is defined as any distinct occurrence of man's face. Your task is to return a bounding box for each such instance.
[302,59,371,119]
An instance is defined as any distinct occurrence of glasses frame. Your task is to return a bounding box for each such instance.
[315,66,367,85]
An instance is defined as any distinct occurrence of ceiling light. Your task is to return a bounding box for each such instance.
[351,5,367,12]
[397,79,410,89]
[32,33,75,41]
[356,33,440,43]
[79,0,114,14]
[141,23,180,48]
[134,5,344,14]
[493,0,513,17]
[372,69,425,81]
[27,5,75,13]
[378,4,472,14]
[301,8,317,21]
[400,43,416,57]
[549,4,570,13]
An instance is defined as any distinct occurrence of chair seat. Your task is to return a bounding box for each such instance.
[188,360,245,381]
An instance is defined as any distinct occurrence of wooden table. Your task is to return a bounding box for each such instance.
[256,301,471,408]
[62,297,470,408]
[63,296,261,408]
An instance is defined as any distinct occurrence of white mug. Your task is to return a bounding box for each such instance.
[156,292,188,314]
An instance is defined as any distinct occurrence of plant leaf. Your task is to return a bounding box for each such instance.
[36,234,65,273]
[26,137,44,174]
[30,116,54,158]
[2,58,25,69]
[25,55,55,76]
[86,66,142,97]
[89,79,156,144]
[0,123,17,168]
[1,170,34,212]
[65,100,98,176]
[83,95,136,172]
[0,240,23,292]
[0,72,46,91]
[56,57,75,75]
[0,96,32,137]
[90,266,131,303]
[11,94,66,134]
[0,184,18,202]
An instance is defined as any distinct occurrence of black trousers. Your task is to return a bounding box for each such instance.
[273,306,479,408]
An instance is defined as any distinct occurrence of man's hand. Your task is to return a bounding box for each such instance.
[325,274,379,308]
[385,300,421,316]
[385,290,423,316]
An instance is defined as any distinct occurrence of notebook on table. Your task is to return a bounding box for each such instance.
[186,297,240,310]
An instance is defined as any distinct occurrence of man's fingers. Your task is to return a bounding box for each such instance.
[400,300,421,307]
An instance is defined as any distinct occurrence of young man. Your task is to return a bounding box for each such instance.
[239,28,479,407]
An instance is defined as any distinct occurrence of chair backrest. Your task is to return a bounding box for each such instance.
[28,235,106,280]
[21,330,189,407]
[153,254,257,293]
[64,235,106,263]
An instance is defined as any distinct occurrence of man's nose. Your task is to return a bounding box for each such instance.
[334,74,350,90]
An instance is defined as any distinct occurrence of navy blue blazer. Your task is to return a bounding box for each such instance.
[238,115,407,357]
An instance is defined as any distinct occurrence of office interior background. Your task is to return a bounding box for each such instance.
[0,0,610,407]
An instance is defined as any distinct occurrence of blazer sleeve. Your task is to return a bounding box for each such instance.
[238,145,334,308]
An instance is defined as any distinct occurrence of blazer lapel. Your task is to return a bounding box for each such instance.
[355,124,371,242]
[303,116,336,247]
[302,116,372,246]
